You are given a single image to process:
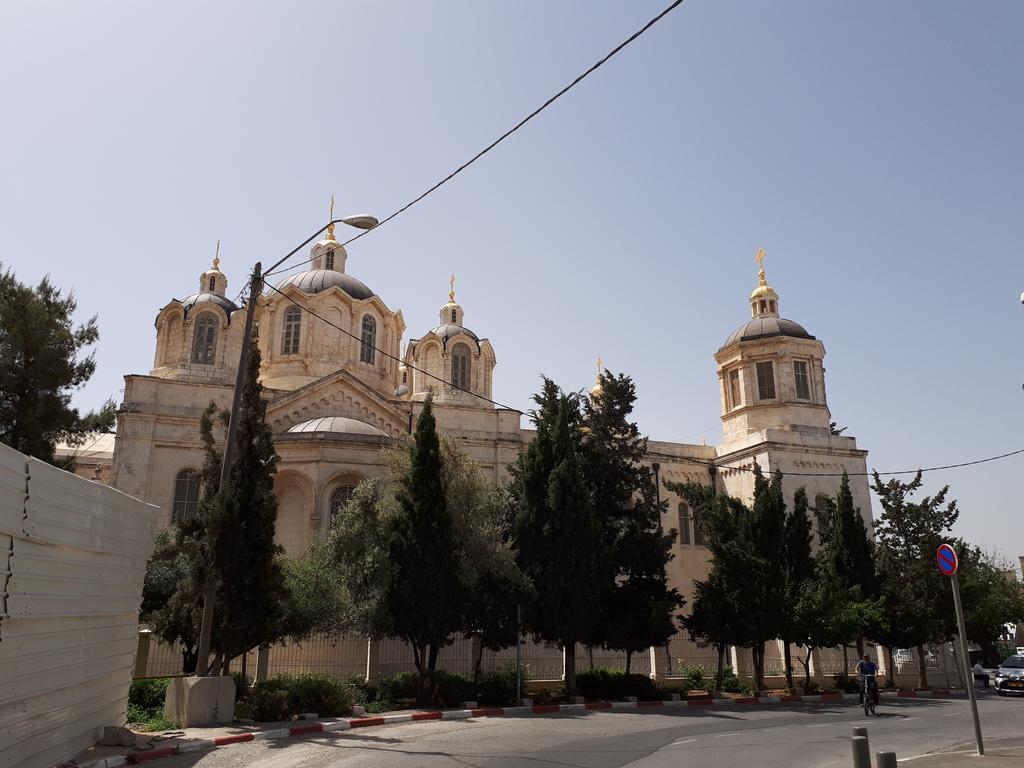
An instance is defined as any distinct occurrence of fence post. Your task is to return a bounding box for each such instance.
[365,638,381,682]
[133,629,152,679]
[254,645,269,683]
[649,646,664,683]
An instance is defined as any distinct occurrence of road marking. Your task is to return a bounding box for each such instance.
[808,723,834,728]
[714,732,741,738]
[671,738,697,746]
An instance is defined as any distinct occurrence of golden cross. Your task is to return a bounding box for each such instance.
[756,247,766,272]
[327,194,336,240]
[596,356,603,375]
[448,273,456,303]
[213,240,220,270]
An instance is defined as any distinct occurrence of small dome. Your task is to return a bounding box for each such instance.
[750,283,779,301]
[286,416,388,437]
[180,292,239,317]
[274,269,374,301]
[430,323,480,349]
[721,317,814,349]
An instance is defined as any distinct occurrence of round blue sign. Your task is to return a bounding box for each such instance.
[936,544,958,576]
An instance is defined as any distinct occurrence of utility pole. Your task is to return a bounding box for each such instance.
[194,262,263,677]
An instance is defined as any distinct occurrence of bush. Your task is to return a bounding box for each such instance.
[575,668,661,701]
[129,678,170,713]
[719,666,750,694]
[248,674,353,721]
[833,672,860,694]
[677,665,708,690]
[231,671,251,702]
[249,687,290,722]
[477,664,527,706]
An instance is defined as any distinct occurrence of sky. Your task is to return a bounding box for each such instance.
[2,1,1022,562]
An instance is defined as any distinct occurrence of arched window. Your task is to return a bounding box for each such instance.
[692,507,704,546]
[191,315,218,364]
[360,315,376,364]
[173,469,199,521]
[282,306,302,355]
[208,275,216,292]
[677,502,692,545]
[451,342,470,390]
[325,249,335,271]
[330,485,356,526]
[451,308,457,323]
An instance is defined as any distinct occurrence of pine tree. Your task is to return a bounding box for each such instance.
[582,371,682,671]
[510,378,604,698]
[388,397,466,704]
[0,265,115,463]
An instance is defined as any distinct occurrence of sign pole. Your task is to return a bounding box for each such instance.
[950,570,984,755]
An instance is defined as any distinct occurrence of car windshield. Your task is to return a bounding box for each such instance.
[1000,656,1024,668]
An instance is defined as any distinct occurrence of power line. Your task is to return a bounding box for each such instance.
[263,282,523,413]
[642,446,1024,479]
[264,0,686,278]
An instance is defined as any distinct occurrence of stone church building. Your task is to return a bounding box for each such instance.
[104,228,873,615]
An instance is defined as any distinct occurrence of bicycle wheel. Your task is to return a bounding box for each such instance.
[864,694,871,716]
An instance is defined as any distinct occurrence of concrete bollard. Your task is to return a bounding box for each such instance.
[851,736,870,768]
[876,751,897,768]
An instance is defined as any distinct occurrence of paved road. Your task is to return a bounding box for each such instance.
[156,694,1024,768]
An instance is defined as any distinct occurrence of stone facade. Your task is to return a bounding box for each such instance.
[98,239,873,607]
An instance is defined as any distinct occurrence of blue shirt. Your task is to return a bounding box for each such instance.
[857,660,878,676]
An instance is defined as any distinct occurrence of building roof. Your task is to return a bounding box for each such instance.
[180,292,240,316]
[721,317,814,349]
[429,323,480,348]
[285,416,388,437]
[274,269,374,301]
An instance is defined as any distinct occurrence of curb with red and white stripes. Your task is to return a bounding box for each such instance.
[67,689,968,768]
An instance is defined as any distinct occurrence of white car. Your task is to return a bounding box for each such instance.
[995,655,1024,696]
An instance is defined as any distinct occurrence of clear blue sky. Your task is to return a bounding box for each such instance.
[2,1,1022,561]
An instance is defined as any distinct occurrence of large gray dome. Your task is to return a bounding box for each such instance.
[721,317,814,349]
[430,323,481,349]
[274,269,374,301]
[180,292,239,317]
[286,416,387,437]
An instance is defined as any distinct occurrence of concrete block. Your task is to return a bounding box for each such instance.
[460,701,478,709]
[351,705,367,717]
[518,698,533,707]
[164,675,236,727]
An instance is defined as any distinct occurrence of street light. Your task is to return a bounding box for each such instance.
[194,209,376,677]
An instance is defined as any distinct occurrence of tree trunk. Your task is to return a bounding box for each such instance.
[752,643,765,694]
[472,633,484,683]
[916,644,929,690]
[783,642,794,689]
[664,642,673,680]
[565,644,577,699]
[587,645,594,670]
[715,643,726,691]
[240,649,248,687]
[427,644,441,706]
[842,645,849,679]
[625,650,632,675]
[210,651,223,677]
[182,647,198,676]
[856,636,865,657]
[885,646,896,689]
[799,647,814,687]
[413,643,428,706]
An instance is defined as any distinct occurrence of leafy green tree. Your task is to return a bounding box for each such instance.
[951,543,1024,666]
[780,488,814,688]
[510,378,605,698]
[793,581,881,687]
[872,471,958,689]
[583,371,682,672]
[388,397,467,704]
[0,265,115,463]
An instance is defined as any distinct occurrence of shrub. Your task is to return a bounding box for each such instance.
[231,671,251,702]
[477,664,527,706]
[677,665,708,690]
[234,701,255,720]
[575,668,661,701]
[719,666,751,694]
[833,672,860,694]
[248,674,353,721]
[129,678,170,714]
[249,687,290,722]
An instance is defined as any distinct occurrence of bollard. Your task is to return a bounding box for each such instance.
[876,751,897,768]
[852,726,869,740]
[851,736,870,768]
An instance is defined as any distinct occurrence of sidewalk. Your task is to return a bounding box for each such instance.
[898,738,1024,765]
[63,688,972,768]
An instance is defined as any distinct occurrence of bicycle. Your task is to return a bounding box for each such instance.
[861,674,879,716]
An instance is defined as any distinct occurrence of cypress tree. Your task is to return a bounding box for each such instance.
[511,378,604,698]
[780,487,814,689]
[388,396,465,704]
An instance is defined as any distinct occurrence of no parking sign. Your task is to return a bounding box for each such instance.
[936,543,958,576]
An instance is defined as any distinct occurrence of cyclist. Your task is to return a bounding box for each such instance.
[856,653,879,706]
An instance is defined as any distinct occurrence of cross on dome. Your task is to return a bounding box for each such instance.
[750,247,779,318]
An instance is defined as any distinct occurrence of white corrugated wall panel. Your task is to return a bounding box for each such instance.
[0,448,159,768]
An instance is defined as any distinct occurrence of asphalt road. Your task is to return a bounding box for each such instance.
[154,694,1024,768]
